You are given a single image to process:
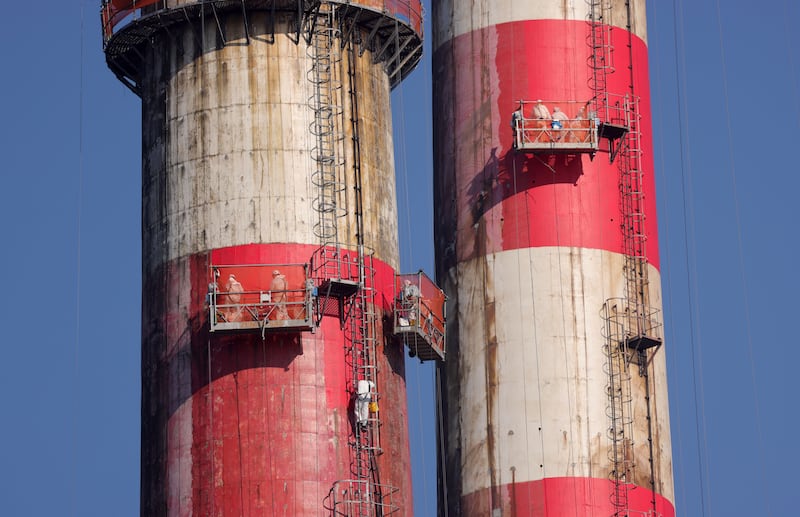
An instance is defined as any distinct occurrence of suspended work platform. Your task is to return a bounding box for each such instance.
[393,271,446,362]
[208,263,316,333]
[512,96,632,160]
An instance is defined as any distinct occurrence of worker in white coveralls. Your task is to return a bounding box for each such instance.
[531,99,552,140]
[551,106,568,126]
[400,279,421,326]
[355,379,375,429]
[532,99,551,120]
[550,106,569,140]
[269,270,289,320]
[570,106,587,143]
[224,274,244,322]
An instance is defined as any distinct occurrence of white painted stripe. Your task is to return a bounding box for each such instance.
[143,17,399,264]
[447,246,672,501]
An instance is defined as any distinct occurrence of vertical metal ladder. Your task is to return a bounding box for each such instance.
[620,95,651,333]
[618,79,663,515]
[603,299,637,516]
[309,1,345,244]
[343,250,393,516]
[605,95,646,517]
[586,0,614,123]
[588,1,638,515]
[325,19,398,517]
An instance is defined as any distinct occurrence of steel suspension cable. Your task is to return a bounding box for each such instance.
[648,1,689,509]
[783,0,800,131]
[393,35,431,516]
[672,0,709,514]
[714,1,772,515]
[71,2,87,516]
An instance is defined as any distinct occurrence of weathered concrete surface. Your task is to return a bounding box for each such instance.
[441,249,672,497]
[134,12,412,517]
[141,13,399,269]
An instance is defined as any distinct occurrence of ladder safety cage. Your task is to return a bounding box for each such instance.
[604,298,663,369]
[328,479,400,516]
[602,298,637,514]
[597,93,633,163]
[208,262,316,333]
[310,245,365,325]
[393,271,446,362]
[308,2,347,245]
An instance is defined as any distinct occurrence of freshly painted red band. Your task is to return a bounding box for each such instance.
[142,243,412,516]
[210,243,399,312]
[460,476,675,517]
[433,19,660,270]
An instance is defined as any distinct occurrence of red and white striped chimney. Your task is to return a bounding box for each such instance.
[432,1,675,515]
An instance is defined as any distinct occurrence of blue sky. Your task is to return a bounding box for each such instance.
[0,1,798,516]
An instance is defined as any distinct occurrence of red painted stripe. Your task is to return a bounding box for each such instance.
[434,19,660,270]
[460,476,675,517]
[141,243,412,516]
[209,243,399,313]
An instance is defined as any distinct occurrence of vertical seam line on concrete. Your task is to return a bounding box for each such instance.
[507,18,535,515]
[550,154,580,517]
